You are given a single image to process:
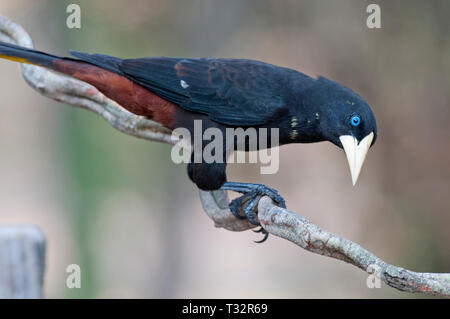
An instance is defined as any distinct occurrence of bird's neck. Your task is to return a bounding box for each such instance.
[274,111,324,146]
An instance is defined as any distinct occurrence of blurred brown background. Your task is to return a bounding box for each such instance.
[0,0,449,298]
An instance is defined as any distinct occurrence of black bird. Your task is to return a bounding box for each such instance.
[0,41,378,241]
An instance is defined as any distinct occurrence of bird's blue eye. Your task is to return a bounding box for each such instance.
[350,115,361,127]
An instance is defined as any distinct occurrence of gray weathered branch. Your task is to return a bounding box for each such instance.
[1,14,448,298]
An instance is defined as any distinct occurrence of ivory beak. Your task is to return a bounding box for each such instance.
[339,132,374,185]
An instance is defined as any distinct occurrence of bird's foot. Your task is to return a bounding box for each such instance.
[220,182,286,243]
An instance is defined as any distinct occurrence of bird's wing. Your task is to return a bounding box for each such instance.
[118,57,290,126]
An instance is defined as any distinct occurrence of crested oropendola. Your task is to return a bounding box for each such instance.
[0,41,377,242]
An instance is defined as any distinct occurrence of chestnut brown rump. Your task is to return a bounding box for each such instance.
[53,59,178,128]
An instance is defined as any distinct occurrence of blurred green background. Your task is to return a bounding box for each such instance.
[0,0,449,298]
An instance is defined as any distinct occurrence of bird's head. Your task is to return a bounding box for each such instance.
[304,76,377,185]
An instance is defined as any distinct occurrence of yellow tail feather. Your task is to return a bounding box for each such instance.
[0,53,37,65]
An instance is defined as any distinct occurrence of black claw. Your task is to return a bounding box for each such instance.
[252,227,265,233]
[254,229,269,243]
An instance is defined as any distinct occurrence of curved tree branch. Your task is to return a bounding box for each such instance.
[1,14,448,298]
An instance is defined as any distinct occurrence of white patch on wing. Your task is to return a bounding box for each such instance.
[180,80,189,89]
[291,116,298,128]
[290,129,298,140]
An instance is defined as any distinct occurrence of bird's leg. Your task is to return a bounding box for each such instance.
[220,182,286,243]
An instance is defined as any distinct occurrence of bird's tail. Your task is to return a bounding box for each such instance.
[0,41,61,68]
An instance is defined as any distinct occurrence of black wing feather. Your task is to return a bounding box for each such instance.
[120,58,290,126]
[69,51,299,126]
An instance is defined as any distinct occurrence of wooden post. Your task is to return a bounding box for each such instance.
[0,225,46,298]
